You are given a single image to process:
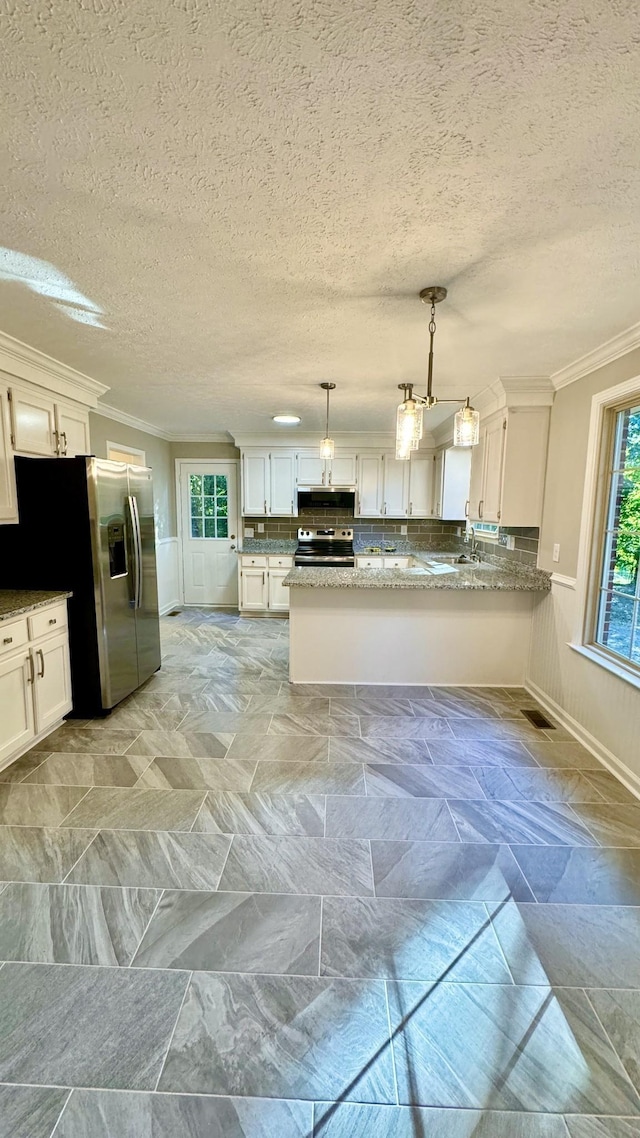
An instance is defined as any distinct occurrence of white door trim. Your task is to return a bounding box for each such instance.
[175,459,240,606]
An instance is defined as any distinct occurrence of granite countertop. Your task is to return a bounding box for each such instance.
[241,539,297,554]
[284,555,551,592]
[0,590,72,624]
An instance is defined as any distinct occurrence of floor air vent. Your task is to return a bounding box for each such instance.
[167,610,182,617]
[521,708,555,729]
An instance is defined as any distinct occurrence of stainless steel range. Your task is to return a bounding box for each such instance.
[294,527,355,568]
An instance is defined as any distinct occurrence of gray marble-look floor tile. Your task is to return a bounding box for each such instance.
[141,675,210,694]
[0,826,95,883]
[88,708,187,731]
[0,882,161,966]
[428,738,541,768]
[164,690,253,712]
[364,764,482,799]
[251,694,330,716]
[325,796,458,841]
[360,716,451,739]
[284,684,357,697]
[329,697,415,717]
[0,784,89,826]
[124,730,230,758]
[472,766,607,803]
[23,753,150,787]
[32,726,142,754]
[227,734,330,762]
[0,752,50,783]
[510,845,640,905]
[387,981,640,1112]
[570,803,640,847]
[269,712,360,737]
[60,787,205,831]
[55,1089,312,1137]
[410,693,504,719]
[0,962,189,1089]
[251,761,365,796]
[449,800,599,845]
[587,989,640,1097]
[219,835,373,896]
[448,719,543,741]
[564,1118,640,1138]
[158,971,395,1102]
[523,741,603,769]
[177,711,274,734]
[355,684,433,698]
[66,829,231,890]
[371,840,535,901]
[582,770,640,805]
[132,890,321,975]
[0,1084,70,1138]
[313,1103,569,1136]
[193,791,325,836]
[491,901,640,988]
[321,895,512,984]
[135,756,256,792]
[329,736,433,765]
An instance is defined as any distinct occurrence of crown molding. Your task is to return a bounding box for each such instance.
[94,403,234,444]
[552,320,640,390]
[169,432,235,443]
[231,431,406,450]
[0,328,109,407]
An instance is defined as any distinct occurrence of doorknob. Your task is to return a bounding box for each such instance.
[230,545,236,550]
[230,534,236,539]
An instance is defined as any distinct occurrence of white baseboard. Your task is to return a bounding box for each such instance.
[525,677,640,801]
[159,598,181,616]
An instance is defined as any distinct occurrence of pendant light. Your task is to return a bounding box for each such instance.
[319,381,336,460]
[395,286,480,457]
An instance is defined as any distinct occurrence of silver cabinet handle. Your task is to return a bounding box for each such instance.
[48,618,57,625]
[27,654,35,684]
[53,429,60,456]
[465,499,469,518]
[37,649,45,678]
[479,499,484,518]
[264,500,267,514]
[3,636,12,645]
[262,572,265,585]
[60,431,67,455]
[409,502,413,516]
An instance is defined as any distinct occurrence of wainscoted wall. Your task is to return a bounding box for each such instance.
[528,579,640,793]
[155,537,181,616]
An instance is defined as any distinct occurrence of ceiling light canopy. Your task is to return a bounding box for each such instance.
[395,286,479,458]
[272,414,301,424]
[319,382,336,460]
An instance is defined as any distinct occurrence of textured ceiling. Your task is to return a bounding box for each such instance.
[1,0,640,436]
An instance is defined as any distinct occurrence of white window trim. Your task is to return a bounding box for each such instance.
[571,372,640,690]
[106,440,146,465]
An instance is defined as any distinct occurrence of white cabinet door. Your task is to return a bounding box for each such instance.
[55,402,90,457]
[0,386,18,523]
[441,447,472,521]
[240,567,268,610]
[10,386,57,456]
[468,429,485,520]
[356,455,383,517]
[328,453,357,486]
[382,454,408,517]
[32,633,72,735]
[270,453,296,516]
[481,416,506,522]
[268,568,290,611]
[242,452,269,515]
[432,451,444,516]
[296,453,326,486]
[0,649,34,766]
[408,454,434,518]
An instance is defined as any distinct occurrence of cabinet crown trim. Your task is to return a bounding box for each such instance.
[0,331,109,407]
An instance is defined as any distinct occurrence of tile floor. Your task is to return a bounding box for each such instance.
[1,607,640,1136]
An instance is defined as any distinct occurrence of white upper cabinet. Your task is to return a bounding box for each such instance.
[242,451,269,515]
[295,450,357,488]
[55,401,91,457]
[356,454,383,516]
[270,453,296,516]
[296,453,326,486]
[382,453,409,517]
[0,386,18,523]
[407,453,435,518]
[440,447,473,520]
[327,452,357,486]
[468,407,550,527]
[432,451,444,517]
[10,385,57,456]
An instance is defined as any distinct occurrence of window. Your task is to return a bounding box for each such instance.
[189,473,229,538]
[107,441,146,465]
[592,401,640,670]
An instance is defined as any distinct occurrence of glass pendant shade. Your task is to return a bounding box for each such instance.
[453,401,480,447]
[320,437,335,460]
[396,398,423,460]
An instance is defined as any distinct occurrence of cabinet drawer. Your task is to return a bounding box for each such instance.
[383,557,409,569]
[268,556,293,568]
[28,603,68,641]
[241,555,268,568]
[356,557,383,568]
[0,618,29,657]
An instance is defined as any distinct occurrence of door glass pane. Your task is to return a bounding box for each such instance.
[203,496,215,517]
[203,475,216,495]
[188,471,231,540]
[191,517,203,538]
[216,517,228,538]
[595,404,640,665]
[190,496,201,517]
[204,518,216,538]
[215,475,228,497]
[190,475,202,496]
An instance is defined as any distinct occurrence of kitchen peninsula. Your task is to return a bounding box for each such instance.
[284,556,551,686]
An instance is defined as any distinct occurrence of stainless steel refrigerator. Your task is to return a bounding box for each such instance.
[0,456,162,716]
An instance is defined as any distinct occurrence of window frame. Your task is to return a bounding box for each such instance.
[106,440,146,466]
[572,374,640,691]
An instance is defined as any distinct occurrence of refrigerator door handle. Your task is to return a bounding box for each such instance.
[127,495,143,609]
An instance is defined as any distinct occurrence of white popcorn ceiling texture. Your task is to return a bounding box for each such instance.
[1,0,640,435]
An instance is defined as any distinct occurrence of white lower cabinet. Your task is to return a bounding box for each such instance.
[239,555,293,612]
[355,556,410,569]
[0,601,72,769]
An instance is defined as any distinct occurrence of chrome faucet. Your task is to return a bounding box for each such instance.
[457,526,482,563]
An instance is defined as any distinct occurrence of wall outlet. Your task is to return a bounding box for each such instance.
[400,524,407,535]
[244,527,254,538]
[553,543,560,563]
[257,523,265,533]
[498,534,516,550]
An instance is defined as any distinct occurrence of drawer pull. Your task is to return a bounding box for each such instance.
[3,636,12,644]
[48,618,57,625]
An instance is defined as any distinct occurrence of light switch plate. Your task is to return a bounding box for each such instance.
[553,543,560,562]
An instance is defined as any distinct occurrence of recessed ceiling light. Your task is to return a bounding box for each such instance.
[272,414,301,424]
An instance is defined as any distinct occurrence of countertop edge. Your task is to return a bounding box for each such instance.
[0,591,73,624]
